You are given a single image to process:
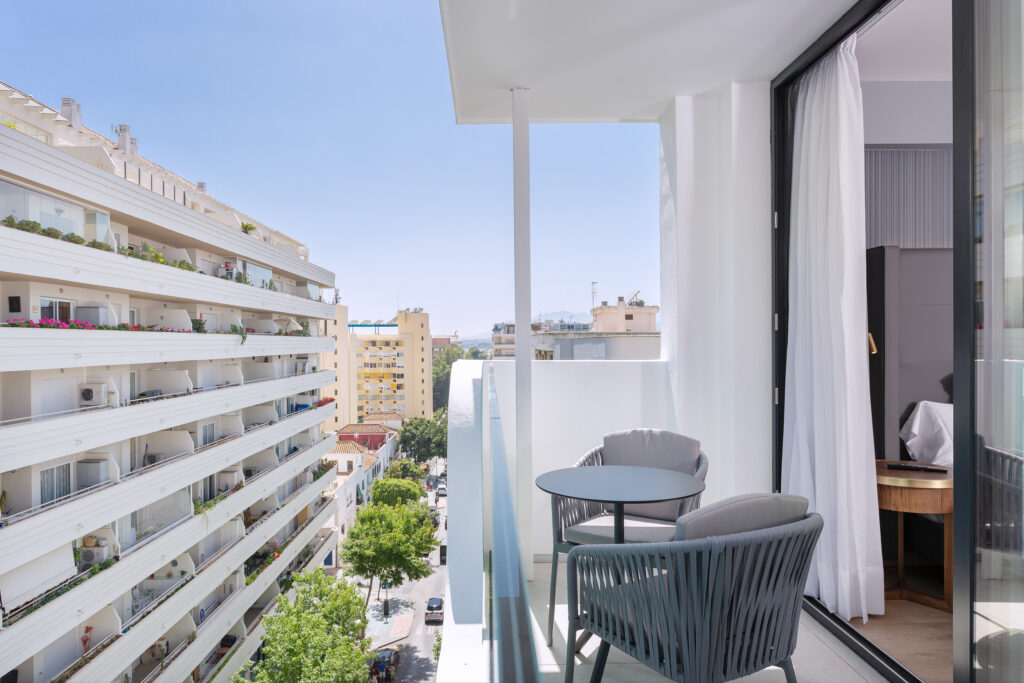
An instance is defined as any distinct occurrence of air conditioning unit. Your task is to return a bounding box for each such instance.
[79,383,108,407]
[79,545,111,569]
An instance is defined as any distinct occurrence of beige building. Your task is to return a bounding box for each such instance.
[350,309,432,421]
[592,295,659,333]
[320,304,352,433]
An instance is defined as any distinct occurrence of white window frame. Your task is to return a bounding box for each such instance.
[40,462,72,505]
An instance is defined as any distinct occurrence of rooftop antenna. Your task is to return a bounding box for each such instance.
[591,281,598,310]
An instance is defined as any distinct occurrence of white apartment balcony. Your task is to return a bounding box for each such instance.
[52,466,335,682]
[0,438,334,673]
[0,124,333,289]
[0,368,334,470]
[0,402,334,574]
[0,226,335,319]
[0,326,331,371]
[153,501,337,683]
[208,527,338,683]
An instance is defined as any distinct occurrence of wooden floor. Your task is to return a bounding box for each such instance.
[849,599,952,683]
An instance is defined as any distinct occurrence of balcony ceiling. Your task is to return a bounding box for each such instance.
[440,0,860,123]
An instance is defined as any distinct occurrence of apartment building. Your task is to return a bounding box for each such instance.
[0,80,339,683]
[431,334,460,358]
[540,295,660,360]
[320,304,352,433]
[350,309,432,421]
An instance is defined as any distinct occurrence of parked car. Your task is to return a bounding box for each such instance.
[425,596,444,624]
[437,483,447,497]
[371,647,401,681]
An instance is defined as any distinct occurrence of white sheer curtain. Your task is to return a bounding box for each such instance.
[782,34,884,622]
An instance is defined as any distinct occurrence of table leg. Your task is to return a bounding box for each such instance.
[943,512,953,610]
[897,511,905,594]
[613,503,624,544]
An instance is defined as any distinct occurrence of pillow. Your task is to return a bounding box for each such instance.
[674,493,809,541]
[602,429,702,521]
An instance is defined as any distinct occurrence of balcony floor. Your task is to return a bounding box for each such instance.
[532,561,888,682]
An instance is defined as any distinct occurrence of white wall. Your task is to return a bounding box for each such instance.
[658,83,774,504]
[861,81,952,145]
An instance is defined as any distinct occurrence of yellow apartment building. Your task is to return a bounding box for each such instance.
[350,309,432,421]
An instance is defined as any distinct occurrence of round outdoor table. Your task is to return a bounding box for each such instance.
[536,465,706,544]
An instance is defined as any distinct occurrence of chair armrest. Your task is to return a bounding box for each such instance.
[676,450,708,517]
[551,446,605,544]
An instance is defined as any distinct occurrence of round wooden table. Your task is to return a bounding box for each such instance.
[875,460,953,612]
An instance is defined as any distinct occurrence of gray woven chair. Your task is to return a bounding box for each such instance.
[564,494,822,682]
[547,429,708,646]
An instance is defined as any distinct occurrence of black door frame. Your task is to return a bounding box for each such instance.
[770,1,975,681]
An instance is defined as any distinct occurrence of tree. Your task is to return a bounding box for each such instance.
[432,345,462,410]
[341,503,438,608]
[465,346,487,360]
[398,416,446,464]
[370,478,422,506]
[235,568,371,683]
[383,459,426,482]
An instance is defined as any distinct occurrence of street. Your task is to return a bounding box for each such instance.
[365,491,448,682]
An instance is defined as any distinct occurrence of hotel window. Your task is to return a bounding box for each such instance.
[200,422,216,447]
[40,297,73,323]
[40,462,72,505]
[625,314,634,320]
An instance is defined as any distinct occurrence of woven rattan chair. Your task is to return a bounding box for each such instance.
[563,494,822,682]
[547,429,708,646]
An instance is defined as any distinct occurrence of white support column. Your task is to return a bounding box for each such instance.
[512,87,533,576]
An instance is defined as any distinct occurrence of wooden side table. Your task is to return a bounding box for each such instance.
[876,460,953,612]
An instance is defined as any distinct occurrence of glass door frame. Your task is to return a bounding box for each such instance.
[769,0,975,680]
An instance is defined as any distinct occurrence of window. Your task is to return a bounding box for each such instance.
[129,308,139,326]
[40,463,71,505]
[7,296,20,313]
[200,422,216,447]
[40,298,72,323]
[129,372,138,400]
[625,313,634,320]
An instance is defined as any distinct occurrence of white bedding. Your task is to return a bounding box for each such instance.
[900,400,954,468]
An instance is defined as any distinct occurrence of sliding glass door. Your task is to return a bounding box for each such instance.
[970,1,1024,679]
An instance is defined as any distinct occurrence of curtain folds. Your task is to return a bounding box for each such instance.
[782,34,885,622]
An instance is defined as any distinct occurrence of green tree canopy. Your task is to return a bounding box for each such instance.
[398,415,446,464]
[235,568,371,683]
[383,458,426,482]
[370,477,422,506]
[341,503,438,607]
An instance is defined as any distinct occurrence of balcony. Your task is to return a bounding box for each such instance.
[0,225,334,319]
[0,403,335,574]
[0,436,334,675]
[0,123,333,288]
[0,325,331,371]
[59,467,335,682]
[0,368,334,470]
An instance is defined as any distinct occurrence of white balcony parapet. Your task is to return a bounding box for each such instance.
[0,369,334,470]
[0,327,332,371]
[66,474,335,683]
[0,227,334,319]
[154,501,338,683]
[0,404,335,575]
[0,438,334,673]
[0,125,333,288]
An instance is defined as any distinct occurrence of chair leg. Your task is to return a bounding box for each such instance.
[548,548,559,646]
[564,622,576,683]
[589,641,610,683]
[779,657,797,683]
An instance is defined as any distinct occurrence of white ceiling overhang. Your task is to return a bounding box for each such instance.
[440,0,861,124]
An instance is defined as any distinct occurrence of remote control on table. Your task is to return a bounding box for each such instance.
[886,462,948,473]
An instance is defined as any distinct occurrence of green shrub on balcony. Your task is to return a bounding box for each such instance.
[1,214,17,228]
[61,232,85,244]
[40,227,62,239]
[240,222,257,234]
[85,239,114,252]
[234,270,252,285]
[191,317,207,334]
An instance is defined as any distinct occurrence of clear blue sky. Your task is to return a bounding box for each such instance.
[3,1,659,338]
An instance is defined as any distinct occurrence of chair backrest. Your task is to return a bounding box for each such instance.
[602,429,702,520]
[569,511,823,682]
[674,492,809,541]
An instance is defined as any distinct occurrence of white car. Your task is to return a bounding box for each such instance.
[437,483,447,497]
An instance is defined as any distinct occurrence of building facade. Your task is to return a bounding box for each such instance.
[0,80,339,683]
[431,334,460,358]
[320,304,352,433]
[350,310,432,421]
